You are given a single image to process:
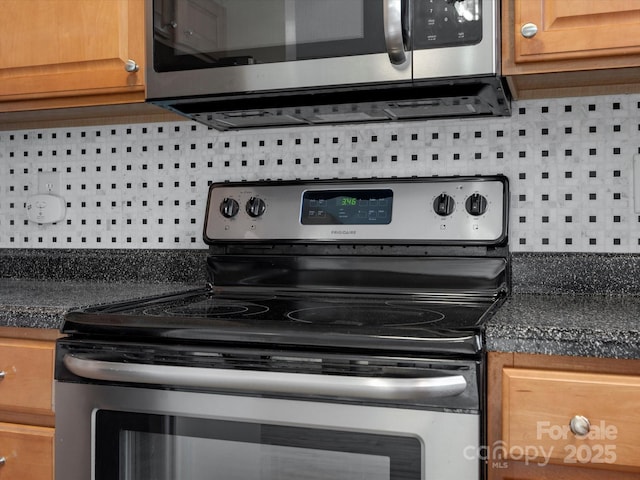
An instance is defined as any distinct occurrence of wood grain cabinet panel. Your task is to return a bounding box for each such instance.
[502,0,640,99]
[0,333,57,480]
[0,339,54,417]
[488,352,640,480]
[0,0,145,112]
[513,1,640,63]
[503,368,640,471]
[0,422,54,480]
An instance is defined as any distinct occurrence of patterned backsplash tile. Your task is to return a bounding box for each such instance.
[1,93,639,252]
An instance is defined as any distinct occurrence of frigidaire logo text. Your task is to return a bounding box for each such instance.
[331,230,357,235]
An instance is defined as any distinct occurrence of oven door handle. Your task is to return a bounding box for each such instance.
[63,354,467,401]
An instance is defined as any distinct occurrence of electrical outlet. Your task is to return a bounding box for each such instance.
[38,171,61,195]
[29,171,66,224]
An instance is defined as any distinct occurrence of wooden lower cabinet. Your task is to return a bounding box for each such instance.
[0,330,58,480]
[0,423,53,480]
[488,352,640,480]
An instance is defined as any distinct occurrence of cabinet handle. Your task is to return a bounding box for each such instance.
[569,415,591,436]
[521,23,538,38]
[124,59,139,73]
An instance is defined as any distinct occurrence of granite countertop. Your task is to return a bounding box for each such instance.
[486,294,640,360]
[0,279,203,330]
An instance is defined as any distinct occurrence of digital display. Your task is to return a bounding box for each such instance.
[301,189,393,225]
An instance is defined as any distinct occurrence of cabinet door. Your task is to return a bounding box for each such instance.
[0,339,54,417]
[513,0,640,64]
[0,0,144,111]
[487,353,640,480]
[0,423,54,480]
[503,368,640,471]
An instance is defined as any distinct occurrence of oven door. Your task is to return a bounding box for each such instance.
[55,341,483,480]
[146,0,412,99]
[56,381,480,480]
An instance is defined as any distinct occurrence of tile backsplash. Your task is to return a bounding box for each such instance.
[1,93,640,253]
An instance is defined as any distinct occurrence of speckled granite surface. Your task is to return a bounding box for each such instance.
[484,252,640,359]
[511,252,640,295]
[0,248,208,283]
[485,294,640,359]
[0,248,207,331]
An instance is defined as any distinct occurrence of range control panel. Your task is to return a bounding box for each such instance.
[204,176,508,244]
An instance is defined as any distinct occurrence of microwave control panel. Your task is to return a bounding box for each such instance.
[205,176,508,245]
[414,0,483,49]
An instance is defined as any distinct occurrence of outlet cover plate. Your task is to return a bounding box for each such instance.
[38,171,60,195]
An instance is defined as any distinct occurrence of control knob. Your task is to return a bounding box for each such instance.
[246,197,266,217]
[433,193,455,216]
[465,193,488,216]
[220,197,240,218]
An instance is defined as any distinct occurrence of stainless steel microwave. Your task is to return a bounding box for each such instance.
[145,0,510,130]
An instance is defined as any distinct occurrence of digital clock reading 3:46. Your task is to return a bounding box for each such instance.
[340,197,358,206]
[301,189,393,225]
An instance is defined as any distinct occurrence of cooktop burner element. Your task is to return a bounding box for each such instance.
[145,298,271,317]
[286,305,445,327]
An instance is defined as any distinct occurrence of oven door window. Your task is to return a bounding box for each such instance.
[153,0,386,71]
[95,410,420,480]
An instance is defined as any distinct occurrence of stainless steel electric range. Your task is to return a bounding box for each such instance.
[55,176,509,480]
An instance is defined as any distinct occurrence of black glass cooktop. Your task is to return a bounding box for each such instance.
[63,287,501,355]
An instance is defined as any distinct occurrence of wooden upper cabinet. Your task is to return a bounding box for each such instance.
[502,0,640,99]
[513,1,640,64]
[0,0,145,112]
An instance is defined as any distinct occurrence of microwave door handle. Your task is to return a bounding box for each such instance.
[383,0,407,65]
[63,354,467,401]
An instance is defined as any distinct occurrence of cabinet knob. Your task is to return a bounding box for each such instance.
[0,371,5,380]
[0,457,6,466]
[124,59,139,73]
[569,415,591,436]
[521,23,538,38]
